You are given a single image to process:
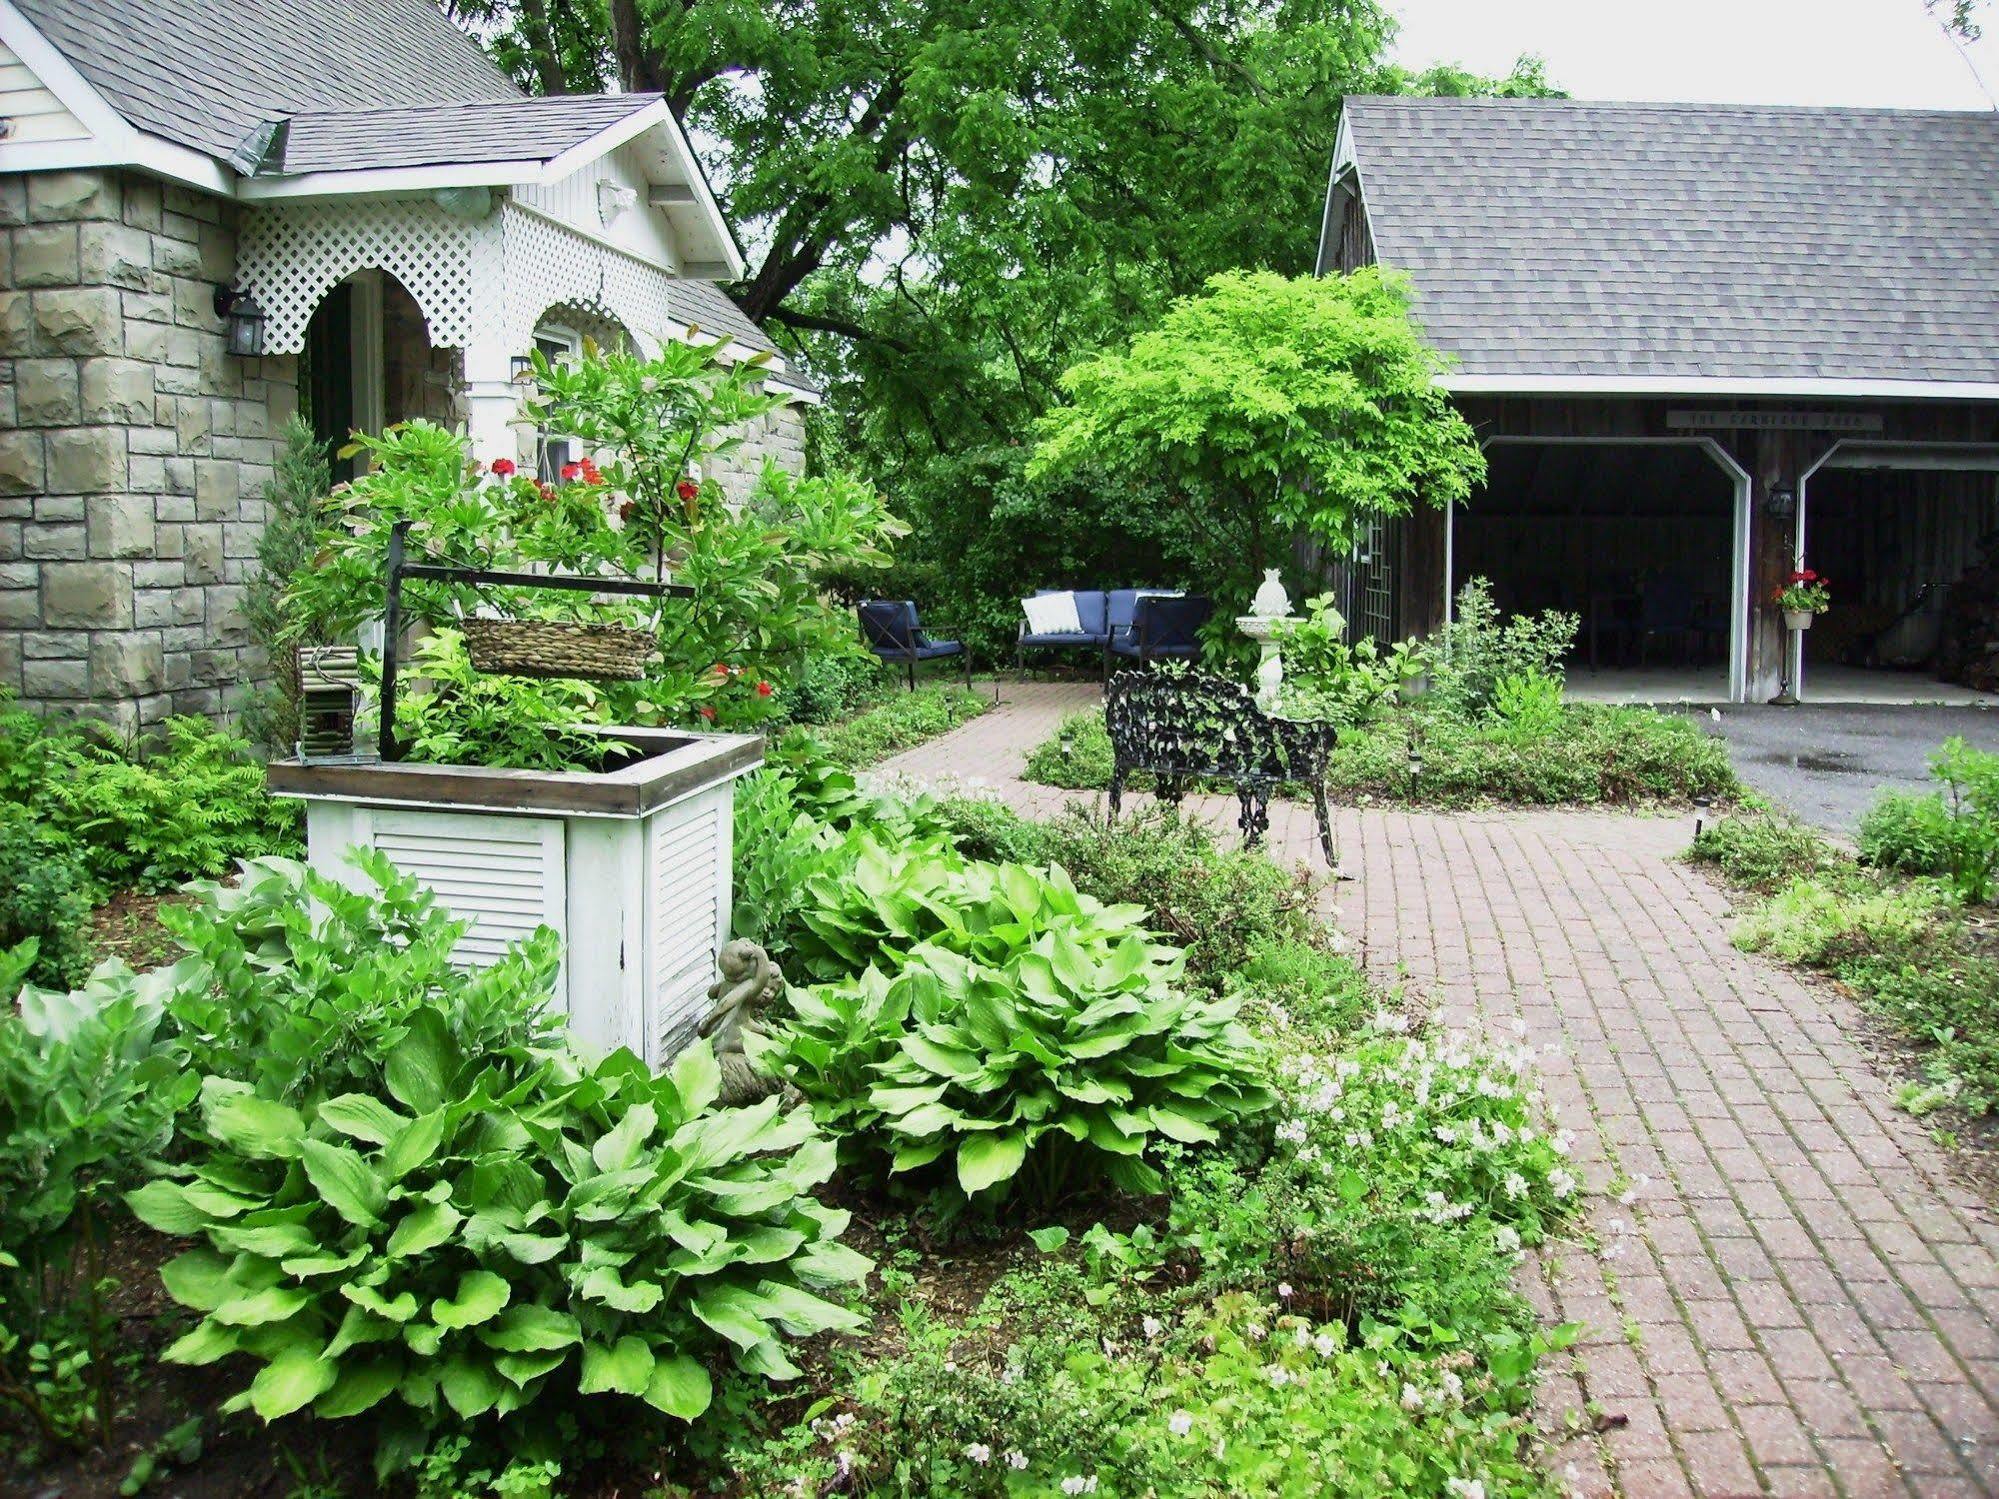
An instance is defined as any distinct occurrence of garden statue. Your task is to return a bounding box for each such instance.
[1239,569,1297,712]
[701,939,799,1105]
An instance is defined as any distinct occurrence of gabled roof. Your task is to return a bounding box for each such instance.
[254,95,661,175]
[1330,97,1999,396]
[12,0,514,163]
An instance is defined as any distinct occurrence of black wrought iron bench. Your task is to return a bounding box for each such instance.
[1104,667,1339,866]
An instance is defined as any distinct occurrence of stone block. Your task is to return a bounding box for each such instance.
[35,495,83,522]
[121,288,173,324]
[79,358,153,423]
[172,276,222,332]
[80,222,154,290]
[16,359,78,425]
[0,497,30,519]
[28,172,118,223]
[0,178,25,228]
[184,527,224,583]
[0,563,34,588]
[124,317,170,362]
[43,561,133,627]
[24,523,85,560]
[23,656,89,699]
[0,291,31,355]
[151,233,204,279]
[0,429,43,493]
[25,629,84,658]
[32,288,121,355]
[13,224,78,286]
[194,459,239,519]
[197,223,234,281]
[0,582,37,627]
[134,560,186,589]
[122,178,163,234]
[208,583,249,644]
[91,633,165,695]
[174,395,211,453]
[0,521,19,560]
[88,494,155,559]
[45,427,125,493]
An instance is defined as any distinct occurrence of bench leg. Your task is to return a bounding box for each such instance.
[1236,785,1272,849]
[1108,768,1124,824]
[1312,780,1338,870]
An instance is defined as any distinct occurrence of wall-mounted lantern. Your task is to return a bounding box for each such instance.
[212,284,267,357]
[510,354,536,383]
[1764,483,1797,521]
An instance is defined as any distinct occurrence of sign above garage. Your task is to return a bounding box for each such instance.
[1666,410,1886,433]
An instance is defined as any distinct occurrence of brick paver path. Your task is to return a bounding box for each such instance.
[885,682,1999,1497]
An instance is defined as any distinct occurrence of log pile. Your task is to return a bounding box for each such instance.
[1940,529,1999,693]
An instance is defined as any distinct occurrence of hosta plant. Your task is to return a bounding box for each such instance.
[755,876,1271,1207]
[129,1028,870,1477]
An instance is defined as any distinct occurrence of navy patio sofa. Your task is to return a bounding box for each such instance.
[1016,589,1212,680]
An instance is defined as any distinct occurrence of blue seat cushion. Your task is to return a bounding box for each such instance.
[1110,637,1198,658]
[911,639,964,659]
[1020,630,1108,649]
[1106,588,1142,633]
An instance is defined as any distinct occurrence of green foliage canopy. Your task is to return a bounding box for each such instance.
[1029,269,1486,595]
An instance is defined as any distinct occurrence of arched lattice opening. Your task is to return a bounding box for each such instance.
[301,270,463,481]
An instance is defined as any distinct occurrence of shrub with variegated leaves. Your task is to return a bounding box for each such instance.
[128,1018,870,1479]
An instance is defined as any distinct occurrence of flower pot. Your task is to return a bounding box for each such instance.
[1784,609,1814,632]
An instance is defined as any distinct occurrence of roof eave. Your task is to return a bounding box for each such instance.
[1439,373,1999,402]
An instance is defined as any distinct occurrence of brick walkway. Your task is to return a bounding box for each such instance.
[884,682,1999,1498]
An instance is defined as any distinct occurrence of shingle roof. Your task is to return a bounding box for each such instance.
[1338,97,1999,386]
[262,95,660,174]
[13,0,517,163]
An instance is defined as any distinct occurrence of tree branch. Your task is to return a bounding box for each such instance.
[763,304,914,353]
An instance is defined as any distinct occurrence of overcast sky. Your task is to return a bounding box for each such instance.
[1387,0,1999,109]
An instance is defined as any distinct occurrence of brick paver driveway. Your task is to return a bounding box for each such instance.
[884,682,1999,1497]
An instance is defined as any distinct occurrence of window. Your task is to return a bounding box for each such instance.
[531,326,580,483]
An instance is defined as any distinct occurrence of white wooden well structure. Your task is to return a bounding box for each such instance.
[269,727,760,1067]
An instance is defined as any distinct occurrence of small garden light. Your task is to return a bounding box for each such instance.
[1693,791,1714,841]
[1060,725,1077,760]
[1407,737,1424,793]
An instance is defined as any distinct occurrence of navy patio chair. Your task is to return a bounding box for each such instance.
[858,600,972,691]
[1108,594,1213,677]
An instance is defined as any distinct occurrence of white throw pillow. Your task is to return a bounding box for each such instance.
[1022,592,1084,635]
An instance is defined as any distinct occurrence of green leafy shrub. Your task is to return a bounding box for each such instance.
[0,805,94,990]
[240,415,335,753]
[1689,811,1842,894]
[1,960,196,1450]
[781,650,891,727]
[1022,709,1115,790]
[1488,670,1564,743]
[23,717,300,891]
[161,853,565,1114]
[384,629,612,773]
[1031,805,1320,993]
[802,686,987,769]
[930,795,1051,865]
[756,852,1271,1208]
[1231,937,1375,1039]
[132,1034,868,1479]
[1276,594,1424,728]
[1857,738,1999,903]
[1429,576,1576,717]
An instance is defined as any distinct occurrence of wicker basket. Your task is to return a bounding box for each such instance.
[460,618,657,680]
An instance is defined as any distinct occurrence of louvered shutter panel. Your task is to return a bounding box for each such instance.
[649,793,726,1058]
[361,810,566,967]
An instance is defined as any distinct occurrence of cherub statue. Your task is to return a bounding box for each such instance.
[699,939,798,1107]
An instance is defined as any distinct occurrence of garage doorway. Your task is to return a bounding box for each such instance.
[1453,439,1750,702]
[1797,444,1999,702]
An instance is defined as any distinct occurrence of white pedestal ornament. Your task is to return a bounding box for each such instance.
[1238,567,1297,712]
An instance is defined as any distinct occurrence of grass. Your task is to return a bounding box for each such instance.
[1023,702,1742,809]
[801,683,990,768]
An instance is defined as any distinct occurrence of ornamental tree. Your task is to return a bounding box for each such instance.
[1027,269,1486,606]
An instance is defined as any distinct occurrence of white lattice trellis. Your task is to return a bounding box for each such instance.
[239,196,695,360]
[238,199,485,354]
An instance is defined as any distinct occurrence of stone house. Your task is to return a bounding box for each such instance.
[0,0,815,730]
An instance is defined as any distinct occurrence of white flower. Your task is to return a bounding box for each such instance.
[1268,1365,1291,1387]
[1142,1316,1164,1340]
[1294,1324,1312,1348]
[1060,1476,1099,1495]
[1446,1480,1488,1499]
[1442,1371,1464,1402]
[1314,1332,1337,1358]
[1502,1171,1529,1200]
[1278,1282,1294,1301]
[1004,1450,1028,1471]
[1493,1225,1521,1253]
[1434,1125,1458,1144]
[1401,1382,1424,1411]
[1168,1410,1194,1436]
[1549,1168,1577,1198]
[964,1444,991,1465]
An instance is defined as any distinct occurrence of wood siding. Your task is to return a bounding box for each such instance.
[0,41,87,143]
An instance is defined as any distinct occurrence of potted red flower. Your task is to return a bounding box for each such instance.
[1772,569,1831,632]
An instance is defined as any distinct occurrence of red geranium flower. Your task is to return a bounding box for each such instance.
[582,459,605,485]
[676,479,699,503]
[490,458,517,477]
[756,680,773,698]
[537,481,557,503]
[560,462,582,482]
[698,705,717,721]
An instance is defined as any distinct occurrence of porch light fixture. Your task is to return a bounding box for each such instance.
[1764,483,1797,520]
[212,284,266,357]
[510,354,536,383]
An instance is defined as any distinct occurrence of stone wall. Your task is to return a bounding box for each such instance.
[705,393,809,504]
[0,167,295,731]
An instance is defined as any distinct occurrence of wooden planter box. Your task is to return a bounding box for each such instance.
[268,728,762,1068]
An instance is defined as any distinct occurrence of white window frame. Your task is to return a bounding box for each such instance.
[531,323,582,483]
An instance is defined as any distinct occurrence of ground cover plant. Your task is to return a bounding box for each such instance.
[1857,737,1999,904]
[1692,797,1999,1117]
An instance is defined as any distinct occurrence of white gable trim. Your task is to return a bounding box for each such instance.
[1439,374,1999,402]
[0,0,229,192]
[238,161,548,201]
